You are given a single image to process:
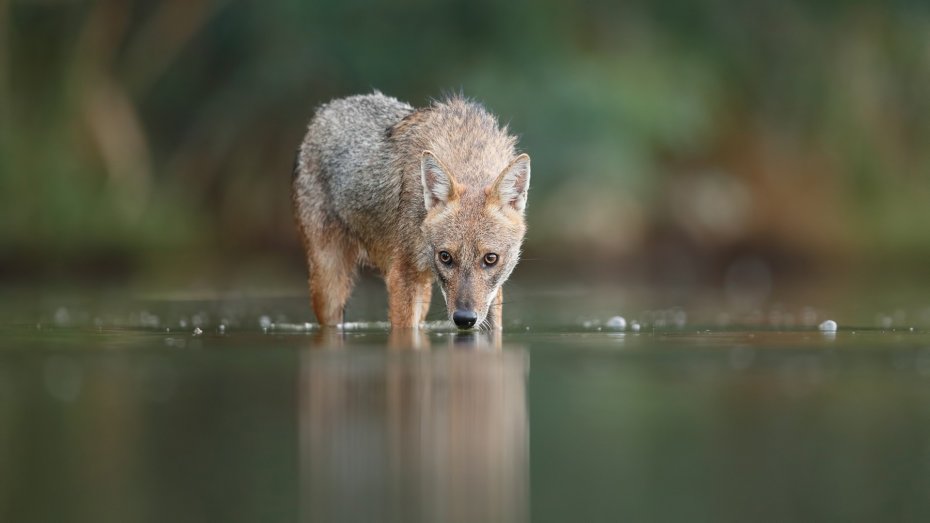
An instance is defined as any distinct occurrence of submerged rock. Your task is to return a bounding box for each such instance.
[818,320,838,332]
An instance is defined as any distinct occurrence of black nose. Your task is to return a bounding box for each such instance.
[452,310,478,329]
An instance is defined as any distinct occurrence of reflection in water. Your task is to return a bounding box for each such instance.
[299,341,528,523]
[311,326,503,351]
[6,318,930,521]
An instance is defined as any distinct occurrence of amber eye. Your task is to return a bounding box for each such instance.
[438,251,453,265]
[483,253,499,266]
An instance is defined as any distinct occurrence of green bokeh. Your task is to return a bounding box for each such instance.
[2,0,929,286]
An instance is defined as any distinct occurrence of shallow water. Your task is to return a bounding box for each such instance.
[3,290,930,522]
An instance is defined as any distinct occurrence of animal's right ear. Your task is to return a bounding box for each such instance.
[421,151,458,211]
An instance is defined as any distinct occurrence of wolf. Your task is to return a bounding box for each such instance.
[292,92,530,330]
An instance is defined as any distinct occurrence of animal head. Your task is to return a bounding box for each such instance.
[420,150,530,330]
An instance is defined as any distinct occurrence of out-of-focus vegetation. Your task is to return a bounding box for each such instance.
[2,0,929,288]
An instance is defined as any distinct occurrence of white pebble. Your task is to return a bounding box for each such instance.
[606,316,627,330]
[193,327,203,336]
[259,315,272,329]
[818,320,837,332]
[631,322,641,332]
[54,307,71,326]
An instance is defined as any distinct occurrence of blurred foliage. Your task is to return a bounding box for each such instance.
[1,0,929,286]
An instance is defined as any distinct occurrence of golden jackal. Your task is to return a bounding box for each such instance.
[292,92,530,330]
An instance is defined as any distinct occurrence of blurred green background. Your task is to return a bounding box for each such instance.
[2,0,929,291]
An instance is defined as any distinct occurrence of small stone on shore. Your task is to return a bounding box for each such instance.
[606,316,627,330]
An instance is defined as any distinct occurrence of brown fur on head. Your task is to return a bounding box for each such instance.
[420,150,530,329]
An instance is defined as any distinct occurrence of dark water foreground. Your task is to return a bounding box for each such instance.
[2,294,930,522]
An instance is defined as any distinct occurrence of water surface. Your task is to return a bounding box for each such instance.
[2,290,930,522]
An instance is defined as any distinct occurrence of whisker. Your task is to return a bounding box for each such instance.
[487,300,524,307]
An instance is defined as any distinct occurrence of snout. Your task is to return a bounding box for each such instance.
[452,309,478,330]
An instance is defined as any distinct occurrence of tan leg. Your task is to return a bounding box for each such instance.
[418,282,433,322]
[487,287,503,330]
[305,232,358,327]
[386,264,431,328]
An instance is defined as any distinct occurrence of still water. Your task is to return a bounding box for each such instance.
[2,289,930,522]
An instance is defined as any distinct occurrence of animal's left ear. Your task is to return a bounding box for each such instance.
[492,154,531,213]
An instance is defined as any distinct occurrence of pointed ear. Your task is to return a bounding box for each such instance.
[492,154,531,213]
[421,151,458,211]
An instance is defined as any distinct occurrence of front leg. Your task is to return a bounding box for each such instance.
[487,286,503,330]
[386,264,432,329]
[418,281,432,322]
